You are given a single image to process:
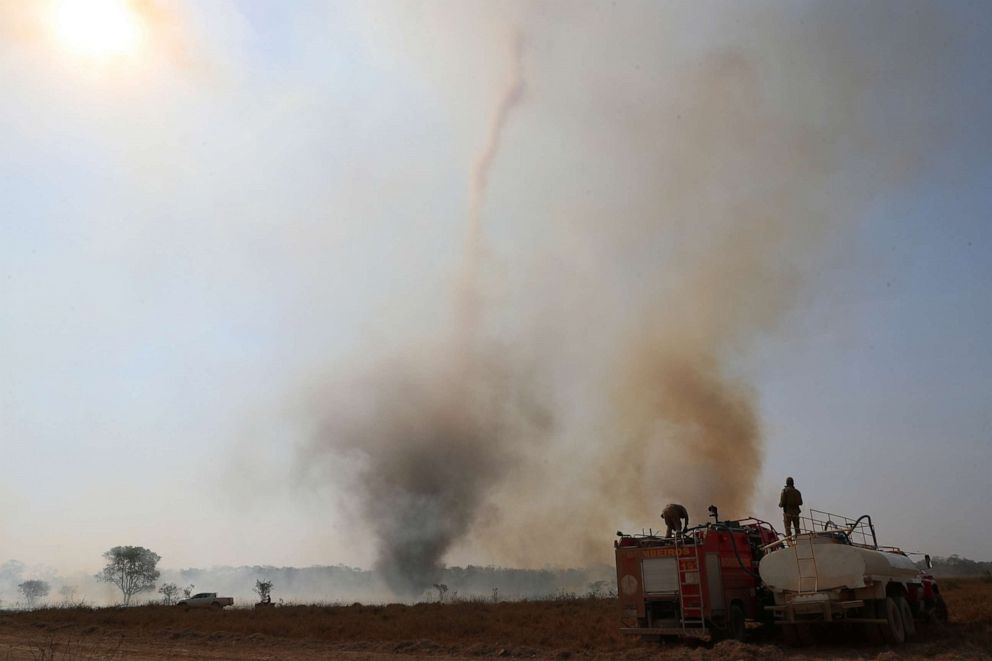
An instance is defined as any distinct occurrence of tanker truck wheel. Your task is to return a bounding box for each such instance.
[861,600,883,645]
[934,595,948,624]
[781,622,812,646]
[795,623,814,646]
[896,596,916,639]
[880,597,906,645]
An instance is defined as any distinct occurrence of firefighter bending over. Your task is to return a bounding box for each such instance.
[779,476,803,537]
[661,503,689,538]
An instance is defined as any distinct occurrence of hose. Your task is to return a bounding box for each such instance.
[849,514,878,548]
[711,524,761,580]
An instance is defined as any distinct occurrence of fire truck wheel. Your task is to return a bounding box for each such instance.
[728,604,746,642]
[896,596,916,639]
[880,597,906,645]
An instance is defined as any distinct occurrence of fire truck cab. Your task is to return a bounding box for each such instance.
[615,516,779,641]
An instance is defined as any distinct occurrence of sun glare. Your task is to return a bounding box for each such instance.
[50,0,146,60]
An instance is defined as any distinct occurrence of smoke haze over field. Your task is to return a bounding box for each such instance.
[1,1,991,585]
[302,2,952,587]
[0,559,612,607]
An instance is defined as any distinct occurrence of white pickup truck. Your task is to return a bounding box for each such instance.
[176,592,234,610]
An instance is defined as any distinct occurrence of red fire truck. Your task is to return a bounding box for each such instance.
[615,514,780,640]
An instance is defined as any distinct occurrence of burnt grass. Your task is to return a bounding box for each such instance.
[0,579,990,659]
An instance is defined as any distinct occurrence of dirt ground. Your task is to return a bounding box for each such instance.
[1,578,989,660]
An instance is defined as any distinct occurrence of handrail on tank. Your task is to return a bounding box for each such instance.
[760,511,883,552]
[850,514,878,550]
[760,530,836,552]
[801,509,878,547]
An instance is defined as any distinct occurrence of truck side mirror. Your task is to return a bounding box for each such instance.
[925,554,932,569]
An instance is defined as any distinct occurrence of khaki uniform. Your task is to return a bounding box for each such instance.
[661,503,689,538]
[779,486,803,536]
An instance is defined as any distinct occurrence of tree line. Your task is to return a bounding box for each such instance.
[4,546,278,609]
[919,555,992,577]
[2,546,617,608]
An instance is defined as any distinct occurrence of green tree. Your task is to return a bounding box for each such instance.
[98,546,160,606]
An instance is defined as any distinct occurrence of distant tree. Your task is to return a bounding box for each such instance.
[433,583,448,603]
[253,579,273,603]
[98,546,160,606]
[158,582,180,605]
[919,555,992,577]
[182,584,195,599]
[18,580,50,608]
[58,585,77,605]
[587,580,608,598]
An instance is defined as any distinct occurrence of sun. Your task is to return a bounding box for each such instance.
[50,0,146,60]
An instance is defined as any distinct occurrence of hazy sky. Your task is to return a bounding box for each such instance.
[1,0,990,577]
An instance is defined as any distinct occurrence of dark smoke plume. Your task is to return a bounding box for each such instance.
[310,360,521,595]
[304,32,528,596]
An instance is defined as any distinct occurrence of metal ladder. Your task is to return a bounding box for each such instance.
[793,531,820,594]
[675,531,707,635]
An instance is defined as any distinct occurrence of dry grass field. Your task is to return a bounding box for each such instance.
[0,578,989,660]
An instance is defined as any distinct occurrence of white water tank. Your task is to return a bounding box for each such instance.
[759,536,919,592]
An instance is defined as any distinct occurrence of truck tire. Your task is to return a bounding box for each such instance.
[861,600,884,645]
[728,604,746,642]
[934,595,948,624]
[211,601,222,610]
[880,597,905,645]
[781,622,812,646]
[896,596,916,639]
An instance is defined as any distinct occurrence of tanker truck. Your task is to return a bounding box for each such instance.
[758,509,948,645]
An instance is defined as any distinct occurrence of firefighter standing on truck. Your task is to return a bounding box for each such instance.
[661,503,689,538]
[779,476,803,537]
